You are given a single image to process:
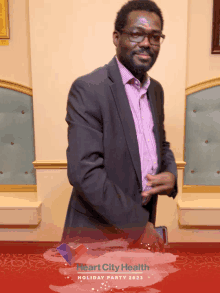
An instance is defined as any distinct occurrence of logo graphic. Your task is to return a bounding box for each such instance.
[56,243,88,265]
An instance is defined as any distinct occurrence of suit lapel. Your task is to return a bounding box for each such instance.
[147,84,161,172]
[106,56,162,189]
[106,57,142,190]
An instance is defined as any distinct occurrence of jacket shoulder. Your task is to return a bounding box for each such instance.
[149,77,163,92]
[73,65,108,88]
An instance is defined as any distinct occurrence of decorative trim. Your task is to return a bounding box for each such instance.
[0,79,32,96]
[33,160,186,170]
[211,0,220,54]
[33,160,67,169]
[0,224,40,229]
[0,185,37,192]
[186,77,220,95]
[182,185,220,193]
[176,161,186,169]
[0,0,10,39]
[0,40,9,46]
[178,224,220,230]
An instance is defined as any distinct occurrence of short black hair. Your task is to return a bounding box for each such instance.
[114,0,164,33]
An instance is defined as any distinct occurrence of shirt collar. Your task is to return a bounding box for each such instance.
[115,55,150,90]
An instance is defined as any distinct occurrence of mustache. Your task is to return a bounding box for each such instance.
[133,51,153,57]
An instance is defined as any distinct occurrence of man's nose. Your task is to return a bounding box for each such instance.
[139,35,151,47]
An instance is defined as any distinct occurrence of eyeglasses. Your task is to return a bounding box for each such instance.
[120,30,165,46]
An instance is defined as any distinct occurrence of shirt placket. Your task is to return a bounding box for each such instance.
[144,98,158,173]
[131,81,148,191]
[139,91,156,192]
[125,81,143,161]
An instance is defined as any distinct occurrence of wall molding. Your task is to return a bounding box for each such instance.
[32,160,186,170]
[182,185,220,193]
[0,185,37,192]
[0,161,185,192]
[33,160,67,169]
[186,77,220,95]
[176,161,186,169]
[0,79,32,96]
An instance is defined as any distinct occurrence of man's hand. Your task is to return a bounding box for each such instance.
[139,222,164,252]
[128,222,164,252]
[142,171,175,197]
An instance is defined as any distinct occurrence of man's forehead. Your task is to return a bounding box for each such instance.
[127,11,161,29]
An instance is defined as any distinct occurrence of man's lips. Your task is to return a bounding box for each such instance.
[135,53,151,59]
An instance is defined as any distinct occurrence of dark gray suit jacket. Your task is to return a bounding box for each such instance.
[62,56,178,243]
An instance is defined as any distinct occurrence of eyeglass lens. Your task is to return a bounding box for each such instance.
[129,33,163,45]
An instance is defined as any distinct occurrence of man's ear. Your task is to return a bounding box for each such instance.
[113,31,119,47]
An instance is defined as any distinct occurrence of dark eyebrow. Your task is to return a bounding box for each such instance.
[129,26,162,34]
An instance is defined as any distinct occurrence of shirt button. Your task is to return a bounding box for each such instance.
[148,139,149,141]
[154,162,156,164]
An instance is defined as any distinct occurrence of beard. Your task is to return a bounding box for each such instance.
[118,51,157,80]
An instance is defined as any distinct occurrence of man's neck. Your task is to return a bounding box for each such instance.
[138,74,148,86]
[115,55,148,86]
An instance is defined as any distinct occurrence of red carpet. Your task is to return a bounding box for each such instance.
[1,242,220,293]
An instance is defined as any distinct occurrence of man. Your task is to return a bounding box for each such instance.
[62,0,178,251]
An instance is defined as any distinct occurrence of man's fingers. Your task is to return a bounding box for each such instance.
[146,172,175,188]
[145,174,166,185]
[150,233,164,252]
[142,185,169,196]
[151,238,163,252]
[157,236,164,250]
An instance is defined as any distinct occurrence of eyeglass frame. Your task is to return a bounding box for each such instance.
[119,29,165,46]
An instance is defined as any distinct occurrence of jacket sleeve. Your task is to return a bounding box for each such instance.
[159,86,178,199]
[66,79,150,241]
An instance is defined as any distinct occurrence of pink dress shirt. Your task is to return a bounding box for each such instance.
[115,56,158,205]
